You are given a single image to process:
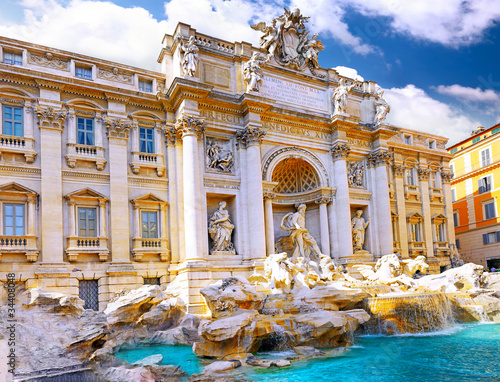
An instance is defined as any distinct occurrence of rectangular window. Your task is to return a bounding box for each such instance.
[478,176,492,194]
[484,201,496,220]
[3,51,22,65]
[75,66,92,79]
[492,127,500,135]
[428,140,435,149]
[483,232,497,244]
[455,239,460,249]
[2,105,23,137]
[4,204,25,236]
[404,135,411,145]
[451,188,457,202]
[143,277,161,285]
[78,207,97,237]
[139,79,153,92]
[406,168,415,186]
[472,137,481,144]
[453,212,459,228]
[79,280,99,311]
[141,211,158,238]
[410,223,421,242]
[433,172,441,188]
[436,223,445,242]
[139,127,154,153]
[77,117,94,146]
[450,148,458,154]
[480,148,491,167]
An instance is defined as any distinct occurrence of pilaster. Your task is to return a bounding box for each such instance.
[393,164,409,258]
[418,166,435,257]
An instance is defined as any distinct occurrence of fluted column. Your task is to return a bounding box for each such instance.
[105,118,132,262]
[368,150,394,256]
[165,126,180,264]
[263,192,276,255]
[175,116,205,261]
[36,106,66,263]
[237,127,267,260]
[316,196,332,256]
[331,143,353,260]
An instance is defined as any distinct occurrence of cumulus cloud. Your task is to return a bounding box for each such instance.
[435,84,500,117]
[333,66,365,81]
[346,0,500,47]
[384,85,480,144]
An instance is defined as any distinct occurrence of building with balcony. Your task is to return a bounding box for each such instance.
[0,15,455,313]
[448,124,500,270]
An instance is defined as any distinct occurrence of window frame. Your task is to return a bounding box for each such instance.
[139,126,155,154]
[76,116,95,146]
[141,210,158,239]
[406,167,416,186]
[138,79,153,93]
[478,174,493,194]
[483,199,496,220]
[403,134,412,145]
[2,104,23,137]
[453,211,459,228]
[78,207,98,238]
[3,203,25,236]
[3,50,22,65]
[480,147,492,167]
[75,65,93,80]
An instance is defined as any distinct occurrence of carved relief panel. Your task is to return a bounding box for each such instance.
[205,137,234,174]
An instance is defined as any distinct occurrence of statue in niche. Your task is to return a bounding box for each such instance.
[280,204,323,263]
[374,87,390,126]
[206,138,234,172]
[352,210,370,252]
[243,52,266,92]
[208,201,235,254]
[333,78,359,115]
[251,7,323,71]
[180,36,199,77]
[348,161,364,187]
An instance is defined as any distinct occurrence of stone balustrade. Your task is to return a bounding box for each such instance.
[130,151,165,176]
[0,134,36,163]
[132,238,170,262]
[66,236,109,262]
[65,143,106,170]
[0,235,38,261]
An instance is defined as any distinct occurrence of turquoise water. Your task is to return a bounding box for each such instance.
[115,324,500,382]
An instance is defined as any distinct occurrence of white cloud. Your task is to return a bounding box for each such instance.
[333,66,364,81]
[435,84,500,103]
[384,85,480,144]
[346,0,500,47]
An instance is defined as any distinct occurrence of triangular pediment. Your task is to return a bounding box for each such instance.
[0,182,37,195]
[432,213,447,220]
[407,212,424,219]
[132,193,167,204]
[65,188,107,200]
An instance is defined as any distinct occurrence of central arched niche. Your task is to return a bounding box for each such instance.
[271,157,322,254]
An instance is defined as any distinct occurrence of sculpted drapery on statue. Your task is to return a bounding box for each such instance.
[243,52,266,92]
[208,201,235,254]
[280,204,322,263]
[352,210,370,252]
[374,87,390,126]
[251,7,324,71]
[180,36,199,77]
[333,78,359,115]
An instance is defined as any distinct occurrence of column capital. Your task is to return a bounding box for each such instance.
[315,196,333,205]
[367,150,393,167]
[105,117,131,139]
[393,164,405,177]
[35,107,66,131]
[441,170,454,183]
[164,126,182,145]
[263,191,276,200]
[174,116,205,139]
[236,127,266,148]
[417,166,431,181]
[331,142,351,160]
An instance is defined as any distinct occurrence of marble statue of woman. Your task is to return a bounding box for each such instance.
[351,210,370,252]
[333,78,358,115]
[374,87,390,126]
[208,201,235,253]
[243,52,265,92]
[181,36,199,77]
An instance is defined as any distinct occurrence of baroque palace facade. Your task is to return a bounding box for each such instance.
[0,10,454,313]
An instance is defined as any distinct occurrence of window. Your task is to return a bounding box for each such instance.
[428,140,435,149]
[436,223,445,242]
[433,172,441,188]
[141,211,158,238]
[143,277,161,285]
[2,105,23,137]
[78,207,97,237]
[79,280,99,311]
[472,137,481,144]
[75,66,92,79]
[410,223,421,242]
[478,176,492,194]
[406,168,415,186]
[139,127,154,153]
[450,148,458,154]
[450,164,455,176]
[492,127,500,135]
[139,79,153,92]
[453,212,459,227]
[484,201,496,220]
[483,232,499,245]
[77,117,94,146]
[3,51,22,65]
[404,135,412,145]
[455,239,460,249]
[480,148,491,167]
[451,188,457,202]
[4,204,25,236]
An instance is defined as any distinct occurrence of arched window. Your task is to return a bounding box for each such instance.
[272,158,319,194]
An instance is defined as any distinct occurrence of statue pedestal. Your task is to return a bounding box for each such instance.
[210,250,236,256]
[339,251,375,280]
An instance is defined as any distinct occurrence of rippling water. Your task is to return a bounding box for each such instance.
[115,323,500,382]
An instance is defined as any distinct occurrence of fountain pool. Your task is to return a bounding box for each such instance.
[115,323,500,381]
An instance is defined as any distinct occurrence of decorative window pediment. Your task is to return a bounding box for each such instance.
[0,182,37,198]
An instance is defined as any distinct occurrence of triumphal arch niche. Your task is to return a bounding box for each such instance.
[159,5,453,307]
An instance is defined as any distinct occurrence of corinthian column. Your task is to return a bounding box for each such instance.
[263,191,276,255]
[175,116,205,262]
[165,126,180,264]
[331,142,352,260]
[237,127,267,261]
[316,196,332,256]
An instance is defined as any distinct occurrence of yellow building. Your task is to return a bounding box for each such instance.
[448,124,500,269]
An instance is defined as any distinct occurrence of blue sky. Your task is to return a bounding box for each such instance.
[1,0,500,145]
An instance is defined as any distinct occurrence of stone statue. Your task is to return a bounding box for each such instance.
[251,7,323,71]
[450,246,464,268]
[374,87,390,126]
[333,78,358,115]
[208,202,235,254]
[351,210,370,252]
[180,36,199,77]
[243,52,266,92]
[206,138,234,172]
[280,204,322,263]
[348,161,364,187]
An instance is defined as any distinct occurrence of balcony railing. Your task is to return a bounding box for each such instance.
[0,235,38,262]
[65,143,106,171]
[66,236,109,262]
[132,237,169,262]
[130,152,165,177]
[0,134,36,163]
